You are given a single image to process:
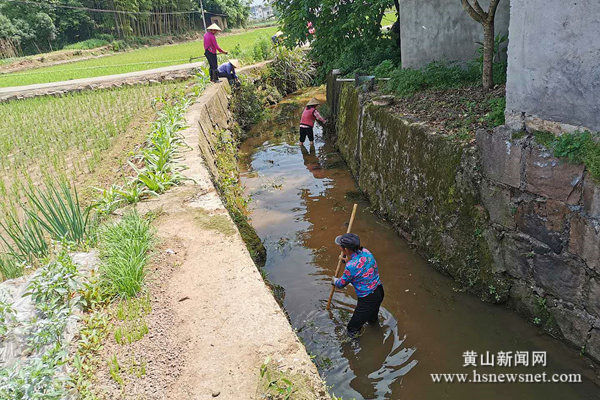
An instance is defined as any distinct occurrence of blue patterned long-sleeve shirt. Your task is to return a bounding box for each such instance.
[334,248,381,297]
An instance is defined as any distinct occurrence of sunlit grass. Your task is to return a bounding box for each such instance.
[0,27,277,87]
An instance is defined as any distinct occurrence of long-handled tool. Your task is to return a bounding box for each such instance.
[326,203,358,310]
[189,56,203,62]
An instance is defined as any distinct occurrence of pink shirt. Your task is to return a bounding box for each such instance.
[300,107,325,127]
[203,31,224,54]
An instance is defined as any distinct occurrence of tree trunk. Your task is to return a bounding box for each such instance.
[482,21,494,90]
[393,0,401,49]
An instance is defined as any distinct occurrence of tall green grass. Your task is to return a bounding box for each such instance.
[24,180,91,244]
[0,179,91,280]
[98,212,154,298]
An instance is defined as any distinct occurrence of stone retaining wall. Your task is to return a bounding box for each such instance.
[477,127,600,360]
[328,79,600,362]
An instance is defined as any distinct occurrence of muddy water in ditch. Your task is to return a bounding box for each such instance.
[238,88,600,400]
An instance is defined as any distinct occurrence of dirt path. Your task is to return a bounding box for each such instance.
[98,83,328,399]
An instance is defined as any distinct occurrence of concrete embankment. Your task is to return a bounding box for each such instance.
[131,77,329,399]
[327,77,600,363]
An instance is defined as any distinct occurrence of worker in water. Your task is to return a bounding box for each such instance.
[217,59,240,86]
[299,98,327,146]
[331,233,384,338]
[203,23,227,83]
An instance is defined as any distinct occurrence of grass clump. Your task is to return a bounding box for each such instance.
[484,97,506,127]
[0,179,91,279]
[533,131,600,181]
[23,179,91,244]
[98,211,154,298]
[378,61,480,97]
[113,293,152,345]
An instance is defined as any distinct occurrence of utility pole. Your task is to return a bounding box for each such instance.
[199,0,207,32]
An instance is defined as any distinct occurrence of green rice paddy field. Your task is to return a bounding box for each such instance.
[0,26,277,88]
[0,81,189,206]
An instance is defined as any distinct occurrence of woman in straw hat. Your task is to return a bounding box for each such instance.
[217,59,241,86]
[203,23,228,83]
[299,98,327,146]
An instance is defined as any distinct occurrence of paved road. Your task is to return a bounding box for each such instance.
[0,61,207,102]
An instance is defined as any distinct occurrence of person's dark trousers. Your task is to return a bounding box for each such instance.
[204,49,218,82]
[217,71,238,86]
[347,285,384,336]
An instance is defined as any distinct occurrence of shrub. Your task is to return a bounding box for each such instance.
[63,38,110,50]
[0,254,25,280]
[266,47,315,96]
[231,77,265,131]
[381,61,481,97]
[111,40,128,52]
[252,38,272,61]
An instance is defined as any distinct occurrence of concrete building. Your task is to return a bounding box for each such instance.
[250,2,274,20]
[400,0,510,69]
[505,0,600,133]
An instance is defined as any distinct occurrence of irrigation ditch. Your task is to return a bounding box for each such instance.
[3,45,597,399]
[0,50,330,400]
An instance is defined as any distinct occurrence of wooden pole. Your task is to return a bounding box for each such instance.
[326,203,358,310]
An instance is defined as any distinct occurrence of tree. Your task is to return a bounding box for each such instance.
[274,0,397,79]
[392,0,400,48]
[461,0,501,90]
[203,0,250,27]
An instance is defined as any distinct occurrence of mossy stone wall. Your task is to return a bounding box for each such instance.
[329,78,600,364]
[335,83,507,302]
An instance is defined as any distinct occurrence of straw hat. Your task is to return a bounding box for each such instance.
[306,98,321,106]
[275,31,284,37]
[229,59,241,68]
[207,23,222,31]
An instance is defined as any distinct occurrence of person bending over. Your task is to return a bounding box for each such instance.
[332,233,384,338]
[299,98,326,145]
[217,59,240,86]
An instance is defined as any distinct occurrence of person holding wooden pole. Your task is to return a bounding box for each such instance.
[330,232,384,338]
